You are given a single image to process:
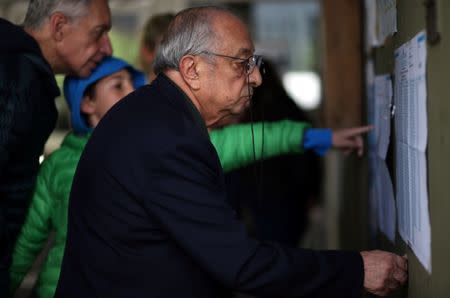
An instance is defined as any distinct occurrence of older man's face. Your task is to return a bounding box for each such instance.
[198,14,262,127]
[56,0,112,77]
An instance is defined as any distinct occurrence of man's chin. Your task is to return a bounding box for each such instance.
[235,101,251,115]
[217,113,247,127]
[75,67,93,78]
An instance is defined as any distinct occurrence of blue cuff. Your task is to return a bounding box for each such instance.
[303,128,332,156]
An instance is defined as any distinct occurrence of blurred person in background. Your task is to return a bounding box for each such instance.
[0,0,112,294]
[139,12,175,82]
[225,59,324,247]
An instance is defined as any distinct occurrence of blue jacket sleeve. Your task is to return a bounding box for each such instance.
[303,128,333,156]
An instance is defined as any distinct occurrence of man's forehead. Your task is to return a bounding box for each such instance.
[220,41,254,58]
[86,0,111,22]
[213,14,254,56]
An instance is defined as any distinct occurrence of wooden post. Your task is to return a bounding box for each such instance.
[320,0,367,251]
[321,0,363,128]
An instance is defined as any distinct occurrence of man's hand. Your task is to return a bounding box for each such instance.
[360,250,408,297]
[332,125,373,156]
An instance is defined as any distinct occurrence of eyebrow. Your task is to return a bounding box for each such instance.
[235,47,254,58]
[94,24,111,32]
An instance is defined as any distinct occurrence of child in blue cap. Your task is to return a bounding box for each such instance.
[9,55,366,298]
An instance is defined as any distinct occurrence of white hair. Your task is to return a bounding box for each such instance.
[153,6,234,74]
[23,0,92,29]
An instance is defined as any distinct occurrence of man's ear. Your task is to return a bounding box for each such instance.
[179,55,201,90]
[49,12,70,42]
[80,96,96,115]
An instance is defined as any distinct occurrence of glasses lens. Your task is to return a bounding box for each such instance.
[255,55,263,67]
[256,56,265,75]
[245,56,263,75]
[245,56,255,75]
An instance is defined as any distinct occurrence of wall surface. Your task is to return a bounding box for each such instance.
[372,1,450,297]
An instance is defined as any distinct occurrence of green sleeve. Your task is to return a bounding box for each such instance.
[9,157,54,293]
[209,120,311,172]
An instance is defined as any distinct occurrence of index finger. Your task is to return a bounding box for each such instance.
[343,125,374,136]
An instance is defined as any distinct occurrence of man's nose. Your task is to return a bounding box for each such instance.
[248,66,262,87]
[100,35,113,56]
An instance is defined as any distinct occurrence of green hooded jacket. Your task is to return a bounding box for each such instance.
[10,119,308,298]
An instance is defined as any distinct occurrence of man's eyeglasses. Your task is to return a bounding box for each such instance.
[201,51,263,76]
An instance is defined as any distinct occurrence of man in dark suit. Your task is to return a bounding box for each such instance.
[55,6,407,298]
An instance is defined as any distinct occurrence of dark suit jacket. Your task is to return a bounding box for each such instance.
[55,74,364,298]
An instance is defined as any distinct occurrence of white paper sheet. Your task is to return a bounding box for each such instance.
[365,0,379,50]
[366,60,378,240]
[394,31,431,272]
[376,0,397,44]
[374,75,393,159]
[369,74,396,242]
[366,60,376,149]
[365,0,397,48]
[375,158,396,242]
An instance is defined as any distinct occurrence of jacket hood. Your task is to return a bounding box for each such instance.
[0,18,42,56]
[64,56,146,134]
